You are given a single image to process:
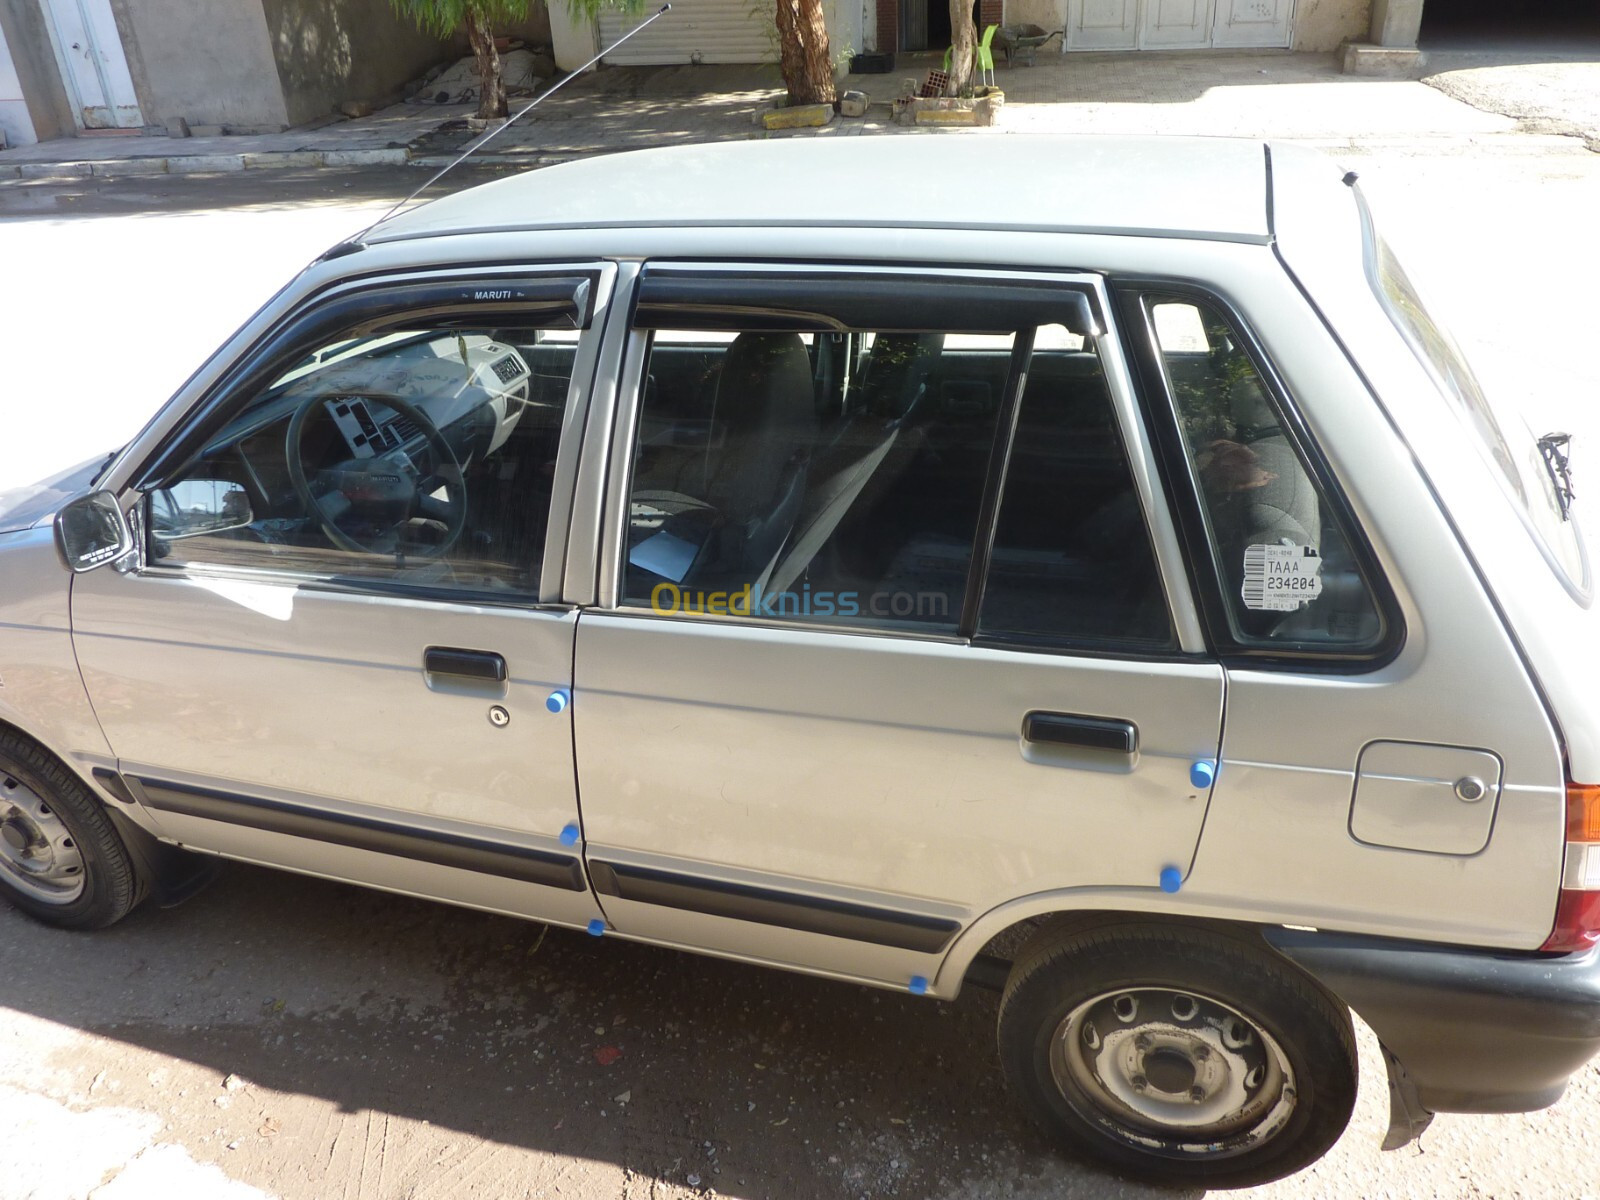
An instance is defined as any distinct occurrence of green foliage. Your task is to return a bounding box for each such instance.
[388,0,532,39]
[389,0,646,30]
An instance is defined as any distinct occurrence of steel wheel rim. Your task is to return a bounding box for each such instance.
[1050,986,1297,1159]
[0,774,86,905]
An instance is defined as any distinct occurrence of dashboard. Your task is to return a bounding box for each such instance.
[226,333,532,520]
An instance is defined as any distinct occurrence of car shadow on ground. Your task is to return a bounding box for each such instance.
[0,863,1201,1199]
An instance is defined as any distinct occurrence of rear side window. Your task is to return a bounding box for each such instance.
[619,276,1174,651]
[978,326,1173,648]
[1145,296,1386,654]
[623,327,1005,632]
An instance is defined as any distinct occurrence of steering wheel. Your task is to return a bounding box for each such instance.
[284,392,468,559]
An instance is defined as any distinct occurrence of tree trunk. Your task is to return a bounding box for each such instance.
[946,0,976,94]
[465,10,507,120]
[774,0,837,106]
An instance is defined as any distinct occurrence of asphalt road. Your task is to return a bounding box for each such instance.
[2,145,1600,1200]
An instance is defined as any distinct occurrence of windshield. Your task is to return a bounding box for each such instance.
[1363,206,1589,597]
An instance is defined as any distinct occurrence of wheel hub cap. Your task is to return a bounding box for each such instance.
[0,775,86,905]
[0,820,28,852]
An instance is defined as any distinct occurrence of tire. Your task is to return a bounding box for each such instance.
[0,729,142,930]
[996,920,1357,1189]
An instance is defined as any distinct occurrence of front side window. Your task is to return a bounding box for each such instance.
[149,323,580,595]
[1147,296,1385,653]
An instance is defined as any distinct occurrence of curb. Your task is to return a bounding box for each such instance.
[408,153,573,169]
[1,146,410,182]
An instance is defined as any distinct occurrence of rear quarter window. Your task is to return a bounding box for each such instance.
[1363,205,1590,599]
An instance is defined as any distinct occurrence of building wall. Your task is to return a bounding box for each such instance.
[503,5,555,50]
[260,1,558,127]
[260,0,461,126]
[0,0,73,139]
[824,0,866,66]
[111,0,288,129]
[1292,0,1369,49]
[0,9,37,143]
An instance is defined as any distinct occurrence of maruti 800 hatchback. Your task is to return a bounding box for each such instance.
[2,137,1598,1188]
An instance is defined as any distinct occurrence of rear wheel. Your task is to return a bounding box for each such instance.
[0,730,141,929]
[997,921,1356,1189]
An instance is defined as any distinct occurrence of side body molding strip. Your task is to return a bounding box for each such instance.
[588,859,961,954]
[133,777,587,892]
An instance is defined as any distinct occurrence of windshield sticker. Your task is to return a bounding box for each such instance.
[1242,544,1323,612]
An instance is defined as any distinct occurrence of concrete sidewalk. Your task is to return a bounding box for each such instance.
[0,101,462,180]
[0,47,1593,182]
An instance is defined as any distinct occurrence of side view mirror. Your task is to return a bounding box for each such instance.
[55,491,133,573]
[149,479,254,542]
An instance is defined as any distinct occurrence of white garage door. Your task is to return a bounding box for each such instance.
[600,0,776,64]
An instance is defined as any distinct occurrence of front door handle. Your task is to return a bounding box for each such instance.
[1022,711,1138,755]
[424,646,507,683]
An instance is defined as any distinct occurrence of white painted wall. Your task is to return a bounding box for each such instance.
[550,0,601,71]
[0,17,37,147]
[825,0,866,63]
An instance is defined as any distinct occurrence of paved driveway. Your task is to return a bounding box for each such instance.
[5,864,1600,1200]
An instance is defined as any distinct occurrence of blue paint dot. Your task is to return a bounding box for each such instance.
[559,822,580,847]
[1159,866,1184,894]
[1190,760,1216,789]
[908,975,929,996]
[546,689,570,714]
[587,919,606,937]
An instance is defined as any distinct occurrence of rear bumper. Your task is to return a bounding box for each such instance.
[1263,927,1600,1146]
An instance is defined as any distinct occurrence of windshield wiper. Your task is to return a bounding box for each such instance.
[1538,432,1575,520]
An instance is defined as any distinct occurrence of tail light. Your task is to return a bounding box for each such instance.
[1542,781,1600,952]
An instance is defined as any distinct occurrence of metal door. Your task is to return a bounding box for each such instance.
[1142,0,1215,47]
[1210,0,1293,48]
[41,0,141,129]
[571,267,1224,990]
[1069,0,1138,50]
[600,0,776,64]
[902,0,930,52]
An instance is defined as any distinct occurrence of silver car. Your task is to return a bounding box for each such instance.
[2,136,1598,1188]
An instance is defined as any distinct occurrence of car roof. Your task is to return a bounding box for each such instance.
[368,135,1273,247]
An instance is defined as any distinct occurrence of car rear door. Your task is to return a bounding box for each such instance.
[570,265,1225,989]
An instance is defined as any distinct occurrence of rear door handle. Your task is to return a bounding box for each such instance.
[1022,711,1138,755]
[424,647,507,683]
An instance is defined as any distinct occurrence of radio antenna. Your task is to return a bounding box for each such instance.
[352,3,672,243]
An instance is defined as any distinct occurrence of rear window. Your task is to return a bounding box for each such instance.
[1365,215,1588,596]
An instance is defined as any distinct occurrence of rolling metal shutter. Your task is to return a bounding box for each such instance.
[599,0,776,64]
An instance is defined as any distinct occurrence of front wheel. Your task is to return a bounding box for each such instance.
[997,921,1357,1189]
[0,729,142,930]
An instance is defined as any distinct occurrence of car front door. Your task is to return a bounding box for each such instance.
[71,266,615,929]
[572,265,1225,988]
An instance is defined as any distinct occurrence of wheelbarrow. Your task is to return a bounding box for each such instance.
[997,24,1063,67]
